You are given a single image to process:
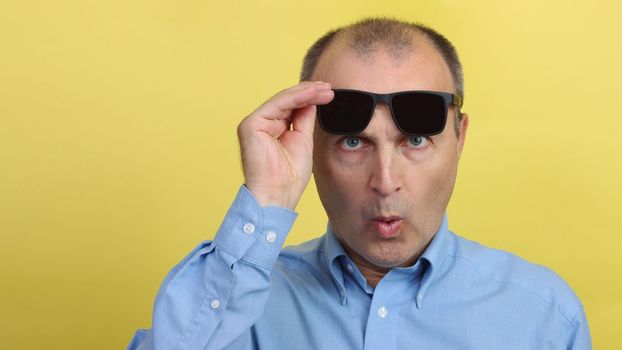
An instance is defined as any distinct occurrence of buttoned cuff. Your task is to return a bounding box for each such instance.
[213,185,298,270]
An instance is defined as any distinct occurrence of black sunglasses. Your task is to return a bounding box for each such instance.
[317,89,463,136]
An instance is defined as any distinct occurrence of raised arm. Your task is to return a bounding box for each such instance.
[128,82,333,350]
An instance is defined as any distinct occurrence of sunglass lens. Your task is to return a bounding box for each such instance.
[392,93,447,135]
[318,90,374,134]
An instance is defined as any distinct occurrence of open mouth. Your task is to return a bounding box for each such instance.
[371,217,403,238]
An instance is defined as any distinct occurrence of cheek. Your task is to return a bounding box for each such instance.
[324,158,364,197]
[413,151,459,209]
[314,152,367,214]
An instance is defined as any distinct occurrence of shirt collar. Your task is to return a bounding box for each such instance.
[321,214,453,308]
[321,224,349,305]
[416,214,452,308]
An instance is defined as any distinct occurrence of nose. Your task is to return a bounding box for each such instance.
[369,147,403,197]
[366,102,404,197]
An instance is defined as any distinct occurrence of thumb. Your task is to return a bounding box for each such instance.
[291,104,317,139]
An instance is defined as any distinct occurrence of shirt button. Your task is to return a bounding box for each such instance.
[242,223,255,235]
[378,306,388,318]
[417,293,424,304]
[265,230,277,243]
[210,299,221,309]
[346,263,354,273]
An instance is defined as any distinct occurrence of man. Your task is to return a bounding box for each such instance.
[129,18,591,349]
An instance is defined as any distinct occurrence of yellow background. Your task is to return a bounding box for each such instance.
[1,0,620,348]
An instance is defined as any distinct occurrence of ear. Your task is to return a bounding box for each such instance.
[457,113,469,156]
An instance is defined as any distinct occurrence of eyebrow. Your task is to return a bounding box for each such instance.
[352,130,440,142]
[350,131,404,142]
[356,131,373,139]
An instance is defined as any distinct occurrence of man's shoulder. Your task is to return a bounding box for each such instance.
[449,231,584,323]
[267,236,338,291]
[275,236,326,269]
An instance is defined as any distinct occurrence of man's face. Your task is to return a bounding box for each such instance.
[310,41,468,269]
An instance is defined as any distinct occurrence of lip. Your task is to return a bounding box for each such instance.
[370,216,403,238]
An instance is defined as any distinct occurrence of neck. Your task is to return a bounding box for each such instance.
[341,243,390,288]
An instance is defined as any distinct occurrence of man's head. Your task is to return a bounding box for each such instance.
[302,18,465,136]
[304,18,469,270]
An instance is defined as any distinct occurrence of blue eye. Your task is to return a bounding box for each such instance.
[408,136,427,147]
[342,137,362,149]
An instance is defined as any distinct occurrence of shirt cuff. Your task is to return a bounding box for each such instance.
[213,185,298,270]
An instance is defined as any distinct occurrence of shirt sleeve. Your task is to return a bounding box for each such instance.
[568,305,592,350]
[127,185,298,350]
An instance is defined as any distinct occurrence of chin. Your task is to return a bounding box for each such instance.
[364,252,410,269]
[364,239,413,264]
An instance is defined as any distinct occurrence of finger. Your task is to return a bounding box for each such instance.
[291,89,334,137]
[290,105,315,137]
[280,87,334,124]
[279,87,335,132]
[254,82,332,121]
[276,80,329,96]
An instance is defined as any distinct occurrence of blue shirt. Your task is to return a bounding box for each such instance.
[128,186,591,349]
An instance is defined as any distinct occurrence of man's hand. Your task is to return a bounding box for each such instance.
[237,81,334,210]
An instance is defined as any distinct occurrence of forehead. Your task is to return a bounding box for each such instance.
[310,40,454,94]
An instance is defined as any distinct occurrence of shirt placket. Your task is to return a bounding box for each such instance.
[363,281,401,350]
